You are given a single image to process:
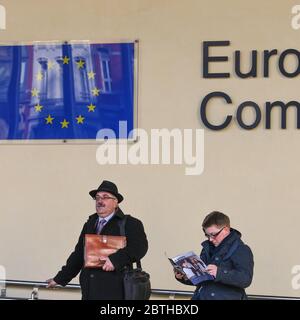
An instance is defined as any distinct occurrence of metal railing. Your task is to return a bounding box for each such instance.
[1,279,300,300]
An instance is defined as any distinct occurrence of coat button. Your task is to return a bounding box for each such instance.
[224,270,228,274]
[90,274,94,278]
[211,293,215,297]
[215,257,219,261]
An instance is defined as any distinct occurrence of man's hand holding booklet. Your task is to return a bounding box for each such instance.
[167,251,214,285]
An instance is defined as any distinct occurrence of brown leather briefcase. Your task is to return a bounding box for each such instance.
[84,234,127,268]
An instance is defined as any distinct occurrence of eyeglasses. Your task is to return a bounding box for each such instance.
[95,195,117,201]
[203,226,225,239]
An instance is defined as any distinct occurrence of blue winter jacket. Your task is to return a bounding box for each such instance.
[178,229,254,300]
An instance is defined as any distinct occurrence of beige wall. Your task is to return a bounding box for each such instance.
[1,0,300,299]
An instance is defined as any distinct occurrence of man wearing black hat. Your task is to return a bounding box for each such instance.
[46,180,148,300]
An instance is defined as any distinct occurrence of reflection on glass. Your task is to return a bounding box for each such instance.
[0,42,134,140]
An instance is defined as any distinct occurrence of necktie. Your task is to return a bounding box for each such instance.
[96,218,106,234]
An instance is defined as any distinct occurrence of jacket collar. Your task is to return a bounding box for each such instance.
[114,207,125,219]
[86,207,125,233]
[88,207,125,223]
[202,228,242,259]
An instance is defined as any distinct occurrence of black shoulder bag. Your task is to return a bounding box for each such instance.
[118,215,151,300]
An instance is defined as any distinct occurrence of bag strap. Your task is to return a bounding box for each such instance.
[118,214,127,236]
[118,215,142,269]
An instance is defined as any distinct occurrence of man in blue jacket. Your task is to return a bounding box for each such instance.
[175,211,254,300]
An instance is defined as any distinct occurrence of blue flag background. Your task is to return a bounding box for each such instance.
[0,42,135,140]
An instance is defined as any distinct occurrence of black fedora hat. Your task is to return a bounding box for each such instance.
[89,180,123,203]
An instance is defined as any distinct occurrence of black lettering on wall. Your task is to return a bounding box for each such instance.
[236,101,261,129]
[200,91,232,130]
[235,51,258,78]
[278,49,300,78]
[202,41,230,78]
[266,100,300,129]
[263,49,278,77]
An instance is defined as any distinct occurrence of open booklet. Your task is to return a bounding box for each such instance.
[168,251,214,285]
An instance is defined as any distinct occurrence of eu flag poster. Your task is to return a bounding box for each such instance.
[0,42,136,141]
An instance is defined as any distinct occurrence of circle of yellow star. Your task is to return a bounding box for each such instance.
[34,103,43,112]
[87,103,96,112]
[45,115,54,124]
[76,59,85,69]
[88,71,96,79]
[63,56,70,64]
[76,115,85,124]
[47,60,54,70]
[91,87,100,96]
[60,119,69,128]
[36,71,43,81]
[31,88,39,97]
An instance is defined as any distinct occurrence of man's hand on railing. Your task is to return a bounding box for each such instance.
[46,278,58,288]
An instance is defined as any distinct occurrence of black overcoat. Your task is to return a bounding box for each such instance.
[54,208,148,300]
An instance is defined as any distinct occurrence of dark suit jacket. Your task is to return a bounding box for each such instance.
[54,208,148,300]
